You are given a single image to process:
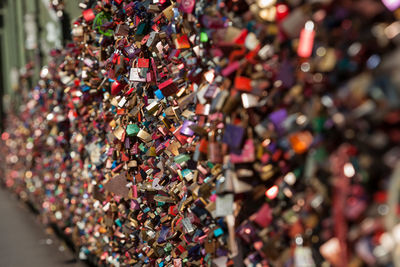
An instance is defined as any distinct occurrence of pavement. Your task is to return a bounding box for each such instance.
[0,186,86,267]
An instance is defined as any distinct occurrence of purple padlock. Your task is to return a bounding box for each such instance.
[268,109,287,134]
[222,124,245,149]
[123,45,139,59]
[180,120,195,136]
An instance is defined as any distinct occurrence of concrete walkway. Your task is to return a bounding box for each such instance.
[0,187,86,267]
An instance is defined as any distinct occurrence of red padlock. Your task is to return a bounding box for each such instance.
[159,78,178,96]
[276,4,289,22]
[111,80,125,95]
[82,9,96,22]
[138,58,150,68]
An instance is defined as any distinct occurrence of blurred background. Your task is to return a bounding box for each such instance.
[0,0,81,131]
[0,2,86,266]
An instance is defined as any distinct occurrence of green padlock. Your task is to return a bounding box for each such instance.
[136,21,150,35]
[174,154,190,164]
[126,124,140,136]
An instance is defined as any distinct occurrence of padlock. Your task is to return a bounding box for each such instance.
[129,58,147,82]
